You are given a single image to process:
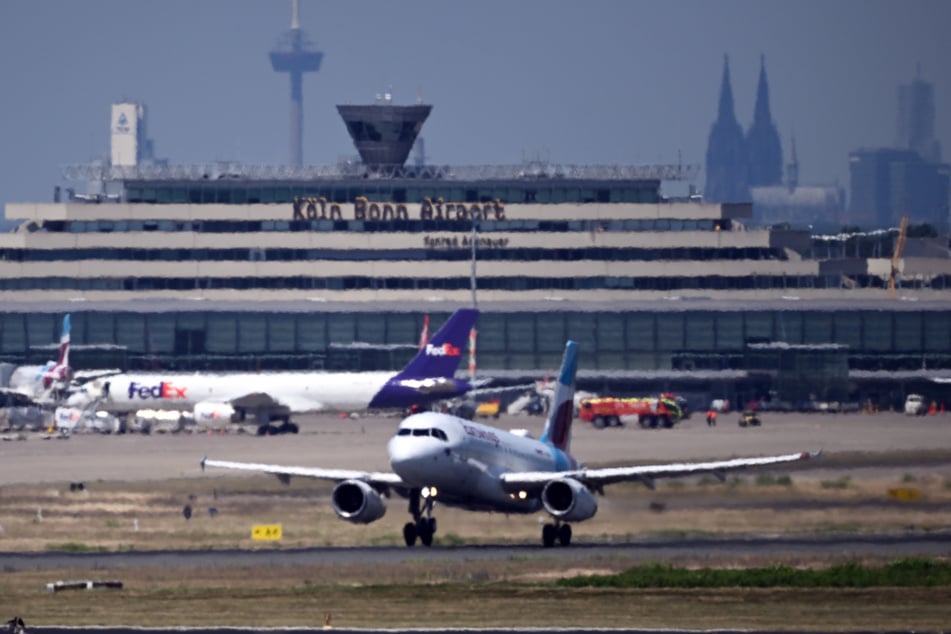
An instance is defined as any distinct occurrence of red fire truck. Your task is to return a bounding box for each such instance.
[578,396,683,429]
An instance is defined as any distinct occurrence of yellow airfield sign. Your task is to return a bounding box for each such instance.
[252,524,283,540]
[887,487,923,502]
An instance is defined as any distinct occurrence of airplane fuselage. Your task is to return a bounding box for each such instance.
[387,411,578,513]
[94,371,399,413]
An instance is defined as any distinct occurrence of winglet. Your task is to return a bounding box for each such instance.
[200,456,207,471]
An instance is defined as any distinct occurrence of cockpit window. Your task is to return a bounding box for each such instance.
[399,427,449,441]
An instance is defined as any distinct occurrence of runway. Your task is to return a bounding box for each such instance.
[4,531,951,572]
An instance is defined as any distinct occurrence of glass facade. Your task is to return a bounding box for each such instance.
[2,309,949,374]
[121,180,661,205]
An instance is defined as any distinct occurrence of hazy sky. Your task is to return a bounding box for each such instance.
[1,0,949,215]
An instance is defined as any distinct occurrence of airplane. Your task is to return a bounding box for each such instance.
[69,308,479,435]
[2,314,73,405]
[201,340,820,547]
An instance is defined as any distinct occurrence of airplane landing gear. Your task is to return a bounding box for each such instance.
[542,521,572,547]
[255,418,300,436]
[403,487,437,547]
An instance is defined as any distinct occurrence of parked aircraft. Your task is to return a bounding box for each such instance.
[2,314,72,405]
[70,308,479,434]
[201,340,818,547]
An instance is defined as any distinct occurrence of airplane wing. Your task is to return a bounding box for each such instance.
[71,369,123,384]
[200,457,405,487]
[499,450,820,494]
[226,392,324,414]
[0,388,41,407]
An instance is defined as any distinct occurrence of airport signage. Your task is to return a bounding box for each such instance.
[251,524,283,540]
[292,196,506,223]
[423,235,510,250]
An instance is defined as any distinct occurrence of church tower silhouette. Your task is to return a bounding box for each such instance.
[746,55,784,187]
[704,55,750,203]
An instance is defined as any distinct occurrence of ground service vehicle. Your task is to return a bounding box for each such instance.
[738,410,762,427]
[579,396,683,429]
[904,394,927,416]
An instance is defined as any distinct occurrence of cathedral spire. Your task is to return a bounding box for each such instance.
[746,54,783,187]
[716,54,738,126]
[752,54,773,126]
[705,54,750,203]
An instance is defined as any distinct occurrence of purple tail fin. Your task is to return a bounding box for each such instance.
[393,308,478,380]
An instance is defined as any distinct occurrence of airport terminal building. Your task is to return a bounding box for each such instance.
[3,102,951,408]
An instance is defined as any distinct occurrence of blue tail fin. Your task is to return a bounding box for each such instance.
[540,340,578,453]
[393,308,478,380]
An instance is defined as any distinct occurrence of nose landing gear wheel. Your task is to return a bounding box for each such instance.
[417,517,436,546]
[404,488,437,547]
[403,522,418,546]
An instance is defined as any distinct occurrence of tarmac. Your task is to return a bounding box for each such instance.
[1,409,949,486]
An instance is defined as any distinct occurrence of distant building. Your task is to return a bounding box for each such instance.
[751,184,846,231]
[110,103,157,168]
[704,55,750,204]
[848,148,950,230]
[896,68,942,163]
[847,70,949,231]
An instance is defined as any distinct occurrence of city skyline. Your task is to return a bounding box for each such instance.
[1,0,949,223]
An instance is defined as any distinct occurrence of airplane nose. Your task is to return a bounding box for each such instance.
[388,435,443,482]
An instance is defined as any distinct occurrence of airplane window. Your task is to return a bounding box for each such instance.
[412,428,429,436]
[431,428,448,441]
[397,428,411,436]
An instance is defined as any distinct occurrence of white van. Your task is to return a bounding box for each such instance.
[904,394,927,416]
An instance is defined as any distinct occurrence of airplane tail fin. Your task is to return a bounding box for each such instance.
[417,315,430,350]
[393,308,478,380]
[58,314,71,368]
[540,340,578,453]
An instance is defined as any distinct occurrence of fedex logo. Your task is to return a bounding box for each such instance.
[425,342,460,357]
[127,381,188,400]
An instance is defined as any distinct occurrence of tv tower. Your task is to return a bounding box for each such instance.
[269,0,323,166]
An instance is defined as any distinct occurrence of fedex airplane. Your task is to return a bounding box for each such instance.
[3,314,73,404]
[202,340,819,547]
[72,309,478,434]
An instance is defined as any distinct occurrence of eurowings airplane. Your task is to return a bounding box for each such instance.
[74,308,478,434]
[202,340,819,547]
[3,314,73,404]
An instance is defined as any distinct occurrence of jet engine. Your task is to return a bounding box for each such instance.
[331,479,387,524]
[541,478,598,522]
[194,402,236,423]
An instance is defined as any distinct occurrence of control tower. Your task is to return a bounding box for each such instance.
[337,95,432,168]
[270,0,323,166]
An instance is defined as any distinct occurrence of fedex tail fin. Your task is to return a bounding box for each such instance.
[540,340,578,453]
[394,308,478,381]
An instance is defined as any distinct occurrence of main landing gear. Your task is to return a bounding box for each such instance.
[541,521,572,547]
[403,487,437,547]
[255,416,300,436]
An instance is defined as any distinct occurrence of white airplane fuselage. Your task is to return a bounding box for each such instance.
[387,411,576,513]
[95,371,396,413]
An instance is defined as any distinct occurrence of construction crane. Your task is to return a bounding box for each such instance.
[889,214,909,298]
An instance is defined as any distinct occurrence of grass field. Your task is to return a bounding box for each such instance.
[3,458,951,629]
